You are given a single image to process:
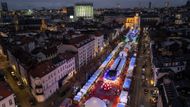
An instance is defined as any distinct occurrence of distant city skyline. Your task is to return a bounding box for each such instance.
[1,0,188,10]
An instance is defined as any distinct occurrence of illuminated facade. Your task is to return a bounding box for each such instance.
[125,13,140,29]
[74,3,94,19]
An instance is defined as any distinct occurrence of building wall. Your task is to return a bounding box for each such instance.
[0,44,3,55]
[113,29,120,40]
[78,40,95,68]
[157,94,163,107]
[94,35,104,55]
[57,40,94,70]
[7,50,19,72]
[19,64,28,85]
[30,57,76,102]
[74,4,94,19]
[125,14,140,29]
[0,94,16,107]
[7,50,30,86]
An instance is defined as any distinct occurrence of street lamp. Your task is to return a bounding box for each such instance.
[150,79,154,86]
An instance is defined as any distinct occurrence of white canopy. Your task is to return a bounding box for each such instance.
[85,97,107,107]
[74,95,81,102]
[83,85,89,90]
[77,92,82,96]
[81,88,87,94]
[119,90,128,104]
[85,82,91,86]
[88,79,94,83]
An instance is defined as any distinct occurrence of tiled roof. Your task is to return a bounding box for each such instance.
[29,51,76,78]
[0,82,13,101]
[65,35,94,48]
[95,32,103,37]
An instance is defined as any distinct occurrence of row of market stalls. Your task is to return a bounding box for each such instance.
[73,42,124,103]
[125,29,139,42]
[117,27,139,107]
[115,26,139,107]
[117,54,136,107]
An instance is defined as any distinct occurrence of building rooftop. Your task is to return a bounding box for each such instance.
[29,51,77,78]
[75,2,93,6]
[151,37,190,67]
[157,69,190,107]
[65,35,94,48]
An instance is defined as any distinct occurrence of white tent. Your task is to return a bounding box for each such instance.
[85,82,91,87]
[88,79,94,83]
[82,85,89,90]
[117,103,126,107]
[119,90,128,104]
[85,97,107,107]
[77,92,82,96]
[81,88,87,94]
[74,95,81,102]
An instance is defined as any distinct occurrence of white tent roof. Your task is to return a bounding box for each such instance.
[74,95,81,102]
[119,90,128,104]
[117,103,126,107]
[77,92,82,96]
[81,88,87,94]
[85,97,107,107]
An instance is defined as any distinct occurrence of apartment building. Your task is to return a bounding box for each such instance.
[58,35,95,70]
[29,52,76,102]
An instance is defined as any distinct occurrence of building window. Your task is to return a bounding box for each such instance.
[9,99,13,105]
[2,103,5,107]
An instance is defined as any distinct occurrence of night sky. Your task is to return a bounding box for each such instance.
[3,0,188,9]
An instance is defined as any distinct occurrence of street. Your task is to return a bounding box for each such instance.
[0,54,32,107]
[129,28,157,107]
